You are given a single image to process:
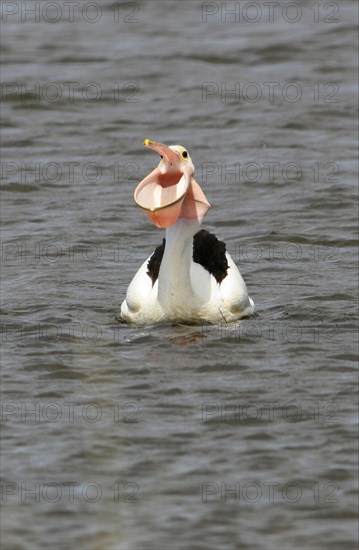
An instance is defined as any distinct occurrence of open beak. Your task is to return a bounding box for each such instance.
[143,139,179,165]
[134,139,211,228]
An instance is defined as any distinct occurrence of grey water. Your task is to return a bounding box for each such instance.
[1,1,358,549]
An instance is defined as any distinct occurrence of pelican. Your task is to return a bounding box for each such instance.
[120,139,254,325]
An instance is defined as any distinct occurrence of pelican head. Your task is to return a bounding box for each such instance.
[134,139,211,228]
[145,139,195,174]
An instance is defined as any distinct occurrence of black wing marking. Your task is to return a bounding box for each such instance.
[146,230,229,286]
[147,238,165,286]
[193,229,228,284]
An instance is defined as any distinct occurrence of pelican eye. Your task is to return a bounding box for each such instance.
[181,150,188,159]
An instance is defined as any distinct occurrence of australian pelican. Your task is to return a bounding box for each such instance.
[120,140,254,325]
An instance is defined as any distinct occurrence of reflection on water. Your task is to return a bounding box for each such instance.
[1,1,358,549]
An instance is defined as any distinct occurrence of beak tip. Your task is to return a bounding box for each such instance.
[143,138,151,147]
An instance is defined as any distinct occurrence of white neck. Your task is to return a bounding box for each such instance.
[157,219,201,314]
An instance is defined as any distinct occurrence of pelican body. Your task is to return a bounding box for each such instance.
[121,140,254,325]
